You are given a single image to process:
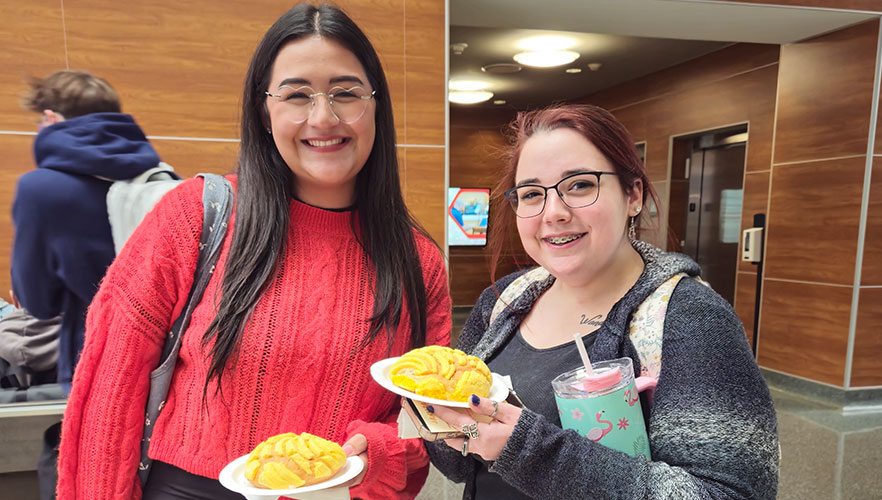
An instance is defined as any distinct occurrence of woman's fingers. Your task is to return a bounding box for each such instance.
[342,433,367,456]
[468,394,521,424]
[428,396,522,462]
[341,434,368,487]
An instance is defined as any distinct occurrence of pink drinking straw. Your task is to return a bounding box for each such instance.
[573,333,595,376]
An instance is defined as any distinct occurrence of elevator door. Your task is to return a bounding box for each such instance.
[682,140,745,306]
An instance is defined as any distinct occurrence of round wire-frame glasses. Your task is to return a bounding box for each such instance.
[504,171,619,218]
[264,85,376,124]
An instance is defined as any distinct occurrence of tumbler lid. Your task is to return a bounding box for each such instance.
[582,367,622,392]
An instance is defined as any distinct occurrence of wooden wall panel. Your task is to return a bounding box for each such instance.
[150,140,239,179]
[734,271,758,349]
[449,126,509,187]
[852,288,882,387]
[402,146,445,246]
[861,159,882,285]
[404,0,446,145]
[341,0,407,147]
[0,135,38,302]
[62,0,270,139]
[758,279,851,386]
[642,65,777,175]
[593,61,778,189]
[774,21,878,164]
[588,44,780,112]
[0,1,66,131]
[765,157,864,284]
[738,171,770,273]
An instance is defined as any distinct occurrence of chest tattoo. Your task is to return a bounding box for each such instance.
[580,314,604,327]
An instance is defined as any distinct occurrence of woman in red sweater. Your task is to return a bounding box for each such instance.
[56,4,451,499]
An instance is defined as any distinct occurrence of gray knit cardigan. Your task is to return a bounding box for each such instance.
[426,241,779,499]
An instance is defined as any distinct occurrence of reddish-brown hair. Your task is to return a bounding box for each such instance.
[488,104,659,282]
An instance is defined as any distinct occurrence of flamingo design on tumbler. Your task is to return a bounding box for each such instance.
[585,411,613,442]
[624,389,639,407]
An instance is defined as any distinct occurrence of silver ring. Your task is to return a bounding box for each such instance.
[490,400,499,418]
[461,422,479,439]
[461,439,469,456]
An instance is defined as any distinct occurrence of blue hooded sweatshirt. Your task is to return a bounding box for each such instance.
[11,112,160,392]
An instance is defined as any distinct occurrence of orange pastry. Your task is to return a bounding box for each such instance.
[244,432,346,489]
[390,345,492,402]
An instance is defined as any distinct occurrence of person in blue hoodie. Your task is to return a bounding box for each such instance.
[12,69,162,500]
[11,70,161,394]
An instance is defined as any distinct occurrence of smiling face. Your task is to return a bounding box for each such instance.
[265,36,376,208]
[514,127,642,283]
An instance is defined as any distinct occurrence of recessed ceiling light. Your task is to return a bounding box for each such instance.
[588,62,603,71]
[449,80,490,91]
[449,91,494,104]
[493,99,506,105]
[565,68,582,74]
[451,42,468,55]
[513,50,580,68]
[481,63,522,74]
[518,35,577,51]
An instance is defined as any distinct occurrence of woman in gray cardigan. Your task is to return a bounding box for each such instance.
[426,105,778,500]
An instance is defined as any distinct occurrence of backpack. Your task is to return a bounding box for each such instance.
[106,162,182,254]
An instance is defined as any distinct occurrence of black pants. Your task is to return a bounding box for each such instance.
[37,422,61,500]
[142,461,242,500]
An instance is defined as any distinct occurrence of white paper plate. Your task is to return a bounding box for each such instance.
[369,357,507,408]
[219,454,363,500]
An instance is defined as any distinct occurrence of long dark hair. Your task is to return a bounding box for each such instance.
[201,3,430,394]
[489,104,659,281]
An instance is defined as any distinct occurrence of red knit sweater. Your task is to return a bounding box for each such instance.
[57,177,451,499]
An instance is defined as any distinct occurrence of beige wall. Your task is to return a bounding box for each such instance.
[0,0,446,302]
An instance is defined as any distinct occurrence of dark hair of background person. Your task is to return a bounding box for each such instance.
[201,3,432,395]
[21,69,121,118]
[488,104,660,283]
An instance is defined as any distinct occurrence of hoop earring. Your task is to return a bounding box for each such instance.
[628,216,637,241]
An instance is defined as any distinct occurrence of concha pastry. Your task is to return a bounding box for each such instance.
[390,345,492,402]
[244,432,347,489]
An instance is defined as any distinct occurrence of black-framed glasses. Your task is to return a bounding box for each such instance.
[504,171,619,218]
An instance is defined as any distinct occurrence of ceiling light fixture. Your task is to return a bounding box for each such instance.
[588,62,603,71]
[513,50,580,68]
[565,68,582,74]
[517,35,577,51]
[493,99,506,105]
[449,91,494,104]
[449,80,490,92]
[481,63,522,74]
[451,43,468,55]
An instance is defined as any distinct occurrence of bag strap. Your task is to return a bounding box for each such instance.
[489,269,701,380]
[138,173,232,485]
[628,273,686,379]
